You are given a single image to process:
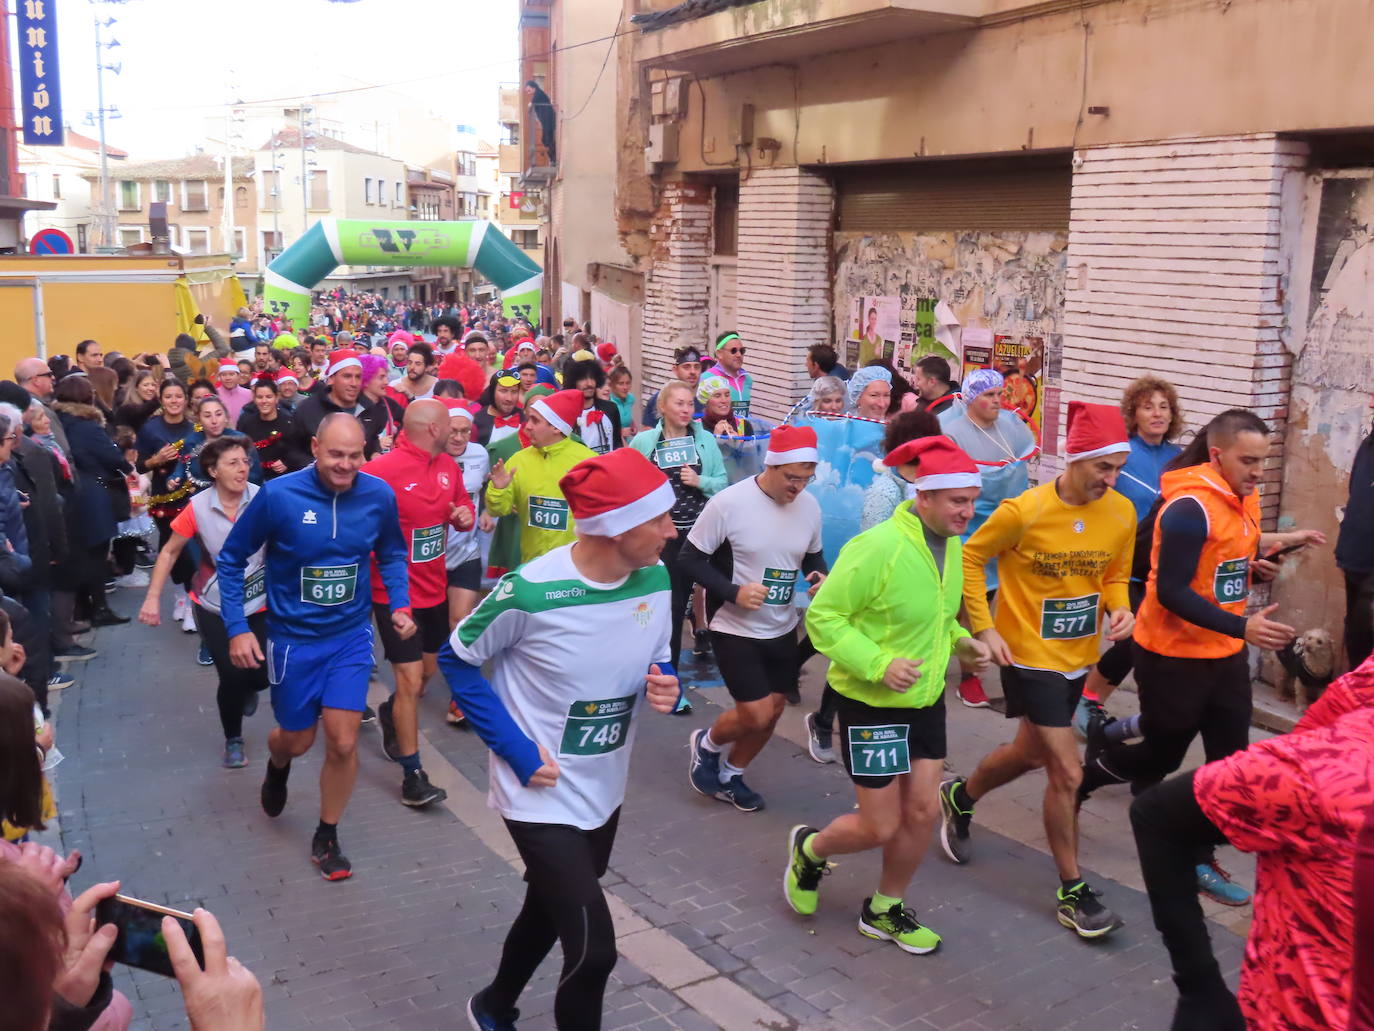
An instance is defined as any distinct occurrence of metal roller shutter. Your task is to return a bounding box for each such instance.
[835,157,1071,232]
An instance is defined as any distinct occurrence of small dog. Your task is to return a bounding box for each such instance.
[1276,629,1337,709]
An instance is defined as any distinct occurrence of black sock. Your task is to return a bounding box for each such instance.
[266,757,290,779]
[314,820,337,842]
[1060,877,1084,894]
[954,781,975,810]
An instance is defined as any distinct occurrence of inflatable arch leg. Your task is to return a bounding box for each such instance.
[261,219,542,332]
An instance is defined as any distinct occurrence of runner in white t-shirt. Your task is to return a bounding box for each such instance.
[681,425,827,812]
[441,403,490,727]
[438,448,682,1031]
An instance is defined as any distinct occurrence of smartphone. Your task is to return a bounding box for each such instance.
[94,894,204,978]
[1265,542,1306,560]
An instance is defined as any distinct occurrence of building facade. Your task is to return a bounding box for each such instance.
[18,130,128,252]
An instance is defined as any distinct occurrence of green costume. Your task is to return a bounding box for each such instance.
[485,435,596,566]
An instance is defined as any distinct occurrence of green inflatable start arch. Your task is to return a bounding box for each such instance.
[262,218,542,331]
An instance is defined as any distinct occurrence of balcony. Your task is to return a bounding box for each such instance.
[499,144,522,175]
[634,0,978,75]
[499,86,522,126]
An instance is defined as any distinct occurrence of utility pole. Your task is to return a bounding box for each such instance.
[299,99,315,239]
[92,12,115,249]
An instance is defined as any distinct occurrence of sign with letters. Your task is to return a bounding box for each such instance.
[19,0,64,146]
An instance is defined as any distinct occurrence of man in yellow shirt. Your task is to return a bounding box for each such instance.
[938,401,1136,940]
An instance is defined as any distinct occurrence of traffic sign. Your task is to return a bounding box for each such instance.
[30,229,74,255]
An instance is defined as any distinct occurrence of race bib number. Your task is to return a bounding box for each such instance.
[528,495,569,532]
[761,567,798,606]
[244,568,266,605]
[411,524,445,563]
[731,398,749,418]
[1040,594,1100,640]
[1213,557,1250,604]
[559,694,636,757]
[300,564,358,606]
[847,725,911,777]
[654,436,698,470]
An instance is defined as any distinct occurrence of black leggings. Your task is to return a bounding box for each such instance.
[795,635,841,731]
[1094,580,1147,686]
[1346,569,1374,671]
[1129,772,1244,1031]
[194,604,267,740]
[486,810,620,1031]
[660,535,694,669]
[1096,645,1251,790]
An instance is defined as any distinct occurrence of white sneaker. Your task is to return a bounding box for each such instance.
[115,569,150,589]
[172,594,187,622]
[181,607,196,633]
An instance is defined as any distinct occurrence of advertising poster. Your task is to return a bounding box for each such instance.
[851,295,899,366]
[959,327,993,382]
[896,296,947,386]
[992,334,1044,441]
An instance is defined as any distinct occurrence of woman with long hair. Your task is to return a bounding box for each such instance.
[136,378,196,631]
[235,377,302,478]
[113,369,161,433]
[139,437,268,768]
[171,396,262,493]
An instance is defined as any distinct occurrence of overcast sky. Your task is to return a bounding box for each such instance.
[40,0,518,158]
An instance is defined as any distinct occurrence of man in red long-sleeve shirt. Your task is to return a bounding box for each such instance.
[362,398,475,809]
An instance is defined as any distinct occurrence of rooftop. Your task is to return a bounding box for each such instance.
[80,154,252,181]
[259,127,393,159]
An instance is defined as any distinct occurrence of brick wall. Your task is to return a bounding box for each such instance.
[735,168,835,421]
[1062,133,1309,525]
[641,182,711,393]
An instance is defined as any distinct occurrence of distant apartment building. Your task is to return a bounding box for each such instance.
[18,130,128,252]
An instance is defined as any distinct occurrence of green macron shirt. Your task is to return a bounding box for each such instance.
[806,501,971,709]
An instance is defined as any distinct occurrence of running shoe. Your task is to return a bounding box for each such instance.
[1083,709,1112,767]
[687,728,720,796]
[242,691,258,718]
[955,674,990,708]
[196,641,214,666]
[360,704,377,725]
[91,608,131,627]
[172,595,187,622]
[804,711,835,764]
[55,644,97,664]
[401,769,448,808]
[1072,695,1109,740]
[180,608,196,633]
[1197,861,1251,907]
[376,696,400,761]
[937,778,973,864]
[1056,881,1123,939]
[311,836,352,881]
[114,568,150,589]
[48,672,76,692]
[783,825,827,916]
[715,775,764,812]
[692,629,711,659]
[260,760,290,817]
[447,700,468,726]
[671,692,693,716]
[466,989,518,1031]
[858,898,941,954]
[222,737,246,769]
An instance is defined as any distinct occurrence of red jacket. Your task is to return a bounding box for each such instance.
[436,351,488,406]
[362,433,474,609]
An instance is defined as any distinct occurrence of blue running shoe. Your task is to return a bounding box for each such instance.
[466,988,518,1031]
[1197,861,1251,907]
[715,775,765,812]
[196,641,214,666]
[687,728,720,796]
[222,737,246,769]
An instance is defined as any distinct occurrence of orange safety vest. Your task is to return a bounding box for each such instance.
[1135,464,1261,659]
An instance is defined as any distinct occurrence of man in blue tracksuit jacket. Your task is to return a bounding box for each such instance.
[218,414,413,881]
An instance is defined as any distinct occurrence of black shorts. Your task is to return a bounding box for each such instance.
[1000,666,1086,728]
[446,558,482,591]
[711,630,798,704]
[835,696,946,789]
[373,601,449,664]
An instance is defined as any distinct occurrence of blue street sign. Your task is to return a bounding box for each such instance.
[18,0,65,146]
[30,229,74,255]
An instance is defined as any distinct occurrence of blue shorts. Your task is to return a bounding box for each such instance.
[267,626,375,732]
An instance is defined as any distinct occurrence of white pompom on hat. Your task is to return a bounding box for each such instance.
[560,449,674,537]
[1064,401,1130,463]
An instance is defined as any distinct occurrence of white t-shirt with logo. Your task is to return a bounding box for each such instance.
[448,545,671,830]
[686,476,823,640]
[446,445,490,568]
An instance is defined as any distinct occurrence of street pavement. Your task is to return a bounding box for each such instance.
[41,591,1251,1030]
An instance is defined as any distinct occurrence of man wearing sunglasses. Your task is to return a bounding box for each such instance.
[642,346,705,428]
[711,331,753,421]
[14,358,72,462]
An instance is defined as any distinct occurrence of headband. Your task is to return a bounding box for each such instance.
[713,333,740,353]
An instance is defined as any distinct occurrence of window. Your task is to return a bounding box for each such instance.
[262,229,283,264]
[118,225,143,247]
[183,180,209,211]
[235,186,248,210]
[511,229,539,250]
[76,224,88,252]
[232,228,246,258]
[308,169,328,209]
[217,186,225,206]
[52,175,61,199]
[183,227,210,254]
[260,171,280,210]
[395,182,403,206]
[477,193,490,215]
[118,180,140,211]
[152,180,172,203]
[364,177,374,204]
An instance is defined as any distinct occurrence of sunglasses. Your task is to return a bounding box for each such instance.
[721,347,746,356]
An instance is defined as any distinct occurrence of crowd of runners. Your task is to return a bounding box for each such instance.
[0,292,1370,1031]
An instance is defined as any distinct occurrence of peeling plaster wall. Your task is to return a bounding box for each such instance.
[1274,170,1374,660]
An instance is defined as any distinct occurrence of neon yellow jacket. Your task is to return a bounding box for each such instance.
[485,435,596,565]
[806,501,971,709]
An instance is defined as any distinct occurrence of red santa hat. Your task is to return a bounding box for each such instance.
[1064,401,1131,463]
[529,388,584,437]
[218,359,239,374]
[764,424,819,466]
[595,341,618,363]
[275,369,299,386]
[559,449,674,537]
[325,348,362,379]
[884,436,981,491]
[446,404,473,423]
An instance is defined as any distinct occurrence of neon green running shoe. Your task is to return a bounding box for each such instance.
[858,898,941,954]
[783,824,827,916]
